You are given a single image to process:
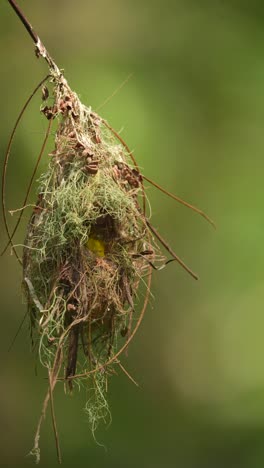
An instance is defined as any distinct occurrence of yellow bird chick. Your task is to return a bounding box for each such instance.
[86,237,105,257]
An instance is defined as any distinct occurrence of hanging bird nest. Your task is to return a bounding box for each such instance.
[2,67,214,463]
[22,73,162,440]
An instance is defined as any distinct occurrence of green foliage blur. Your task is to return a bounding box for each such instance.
[1,1,264,466]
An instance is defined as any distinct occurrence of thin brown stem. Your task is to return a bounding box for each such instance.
[7,0,39,44]
[2,114,52,256]
[143,174,215,229]
[146,220,198,280]
[116,360,139,387]
[7,0,61,74]
[1,75,50,262]
[49,370,62,464]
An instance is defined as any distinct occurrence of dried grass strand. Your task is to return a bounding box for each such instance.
[96,73,133,111]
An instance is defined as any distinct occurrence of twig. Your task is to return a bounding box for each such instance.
[7,0,38,43]
[7,0,60,74]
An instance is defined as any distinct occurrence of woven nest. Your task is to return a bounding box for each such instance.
[22,75,160,433]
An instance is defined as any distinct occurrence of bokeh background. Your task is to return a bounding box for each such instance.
[1,0,264,466]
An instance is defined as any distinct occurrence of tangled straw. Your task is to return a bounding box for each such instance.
[2,1,214,463]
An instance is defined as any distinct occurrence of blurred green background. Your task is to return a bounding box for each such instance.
[1,0,264,466]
